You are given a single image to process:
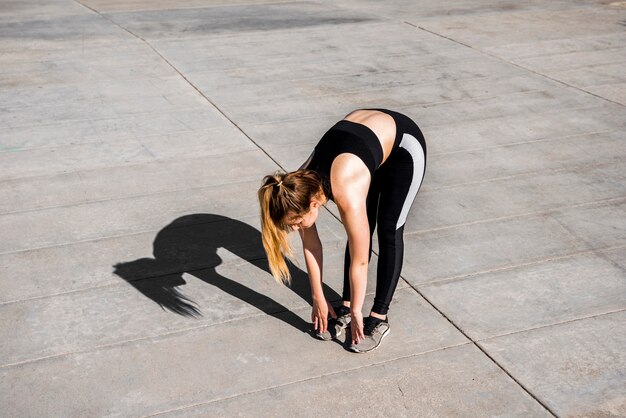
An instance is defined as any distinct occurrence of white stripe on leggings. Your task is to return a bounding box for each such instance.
[396,133,426,230]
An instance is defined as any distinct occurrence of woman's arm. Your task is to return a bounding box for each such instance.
[331,154,372,344]
[299,224,335,333]
[338,199,370,344]
[299,223,323,300]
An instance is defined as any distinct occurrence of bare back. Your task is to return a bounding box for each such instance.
[343,110,396,165]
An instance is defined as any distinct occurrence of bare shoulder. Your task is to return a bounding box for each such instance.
[330,153,371,208]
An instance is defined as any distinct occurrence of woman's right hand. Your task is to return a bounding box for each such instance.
[350,309,365,345]
[312,297,336,333]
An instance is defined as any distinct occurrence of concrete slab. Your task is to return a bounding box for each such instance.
[399,210,590,285]
[482,32,626,61]
[499,47,626,75]
[0,288,467,417]
[0,0,86,18]
[1,0,624,415]
[166,344,551,417]
[315,159,626,237]
[1,177,276,253]
[334,0,587,20]
[0,144,258,214]
[0,127,253,182]
[186,59,536,107]
[425,131,624,189]
[554,198,626,248]
[0,11,129,46]
[600,246,626,271]
[409,163,626,231]
[215,74,558,127]
[586,83,626,106]
[239,100,624,167]
[483,32,626,105]
[106,2,377,39]
[1,246,386,365]
[416,7,626,48]
[0,108,228,151]
[0,210,346,304]
[149,20,478,76]
[0,84,208,129]
[0,42,174,88]
[479,311,626,417]
[420,251,626,340]
[83,0,297,13]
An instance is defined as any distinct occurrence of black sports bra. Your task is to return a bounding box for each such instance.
[307,119,384,200]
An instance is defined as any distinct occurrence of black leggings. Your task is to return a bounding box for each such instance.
[342,110,427,315]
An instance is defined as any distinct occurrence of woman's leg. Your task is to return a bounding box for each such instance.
[371,128,426,316]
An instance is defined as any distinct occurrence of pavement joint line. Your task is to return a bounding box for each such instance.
[501,55,626,73]
[421,163,625,193]
[485,44,626,62]
[414,243,626,289]
[0,233,350,306]
[226,95,506,127]
[183,54,491,76]
[406,22,626,109]
[0,236,355,306]
[0,174,263,217]
[0,211,261,258]
[143,341,473,417]
[0,310,271,370]
[428,129,613,157]
[421,160,624,194]
[73,0,288,173]
[245,98,619,130]
[97,1,312,15]
[0,145,261,186]
[401,275,558,416]
[0,286,398,370]
[551,215,626,274]
[181,56,504,84]
[252,128,618,167]
[235,87,550,121]
[0,105,208,131]
[1,105,207,131]
[229,87,618,127]
[207,69,538,106]
[0,251,271,306]
[0,143,262,185]
[417,101,626,130]
[0,125,241,155]
[403,195,626,237]
[1,192,623,268]
[474,308,626,343]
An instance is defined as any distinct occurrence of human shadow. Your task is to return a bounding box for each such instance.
[113,214,341,334]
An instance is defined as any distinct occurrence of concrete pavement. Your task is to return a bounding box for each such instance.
[1,0,625,416]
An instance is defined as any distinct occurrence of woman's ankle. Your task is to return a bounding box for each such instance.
[370,311,387,320]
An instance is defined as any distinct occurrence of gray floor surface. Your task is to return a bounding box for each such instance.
[1,0,625,416]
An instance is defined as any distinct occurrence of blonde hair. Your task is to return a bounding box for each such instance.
[258,170,323,284]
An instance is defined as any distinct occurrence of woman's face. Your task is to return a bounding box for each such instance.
[284,199,322,231]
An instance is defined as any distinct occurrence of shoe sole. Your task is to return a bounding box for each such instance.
[350,327,390,353]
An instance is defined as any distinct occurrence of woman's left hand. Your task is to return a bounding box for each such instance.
[350,309,364,345]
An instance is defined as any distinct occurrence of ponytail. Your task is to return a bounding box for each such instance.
[258,170,323,284]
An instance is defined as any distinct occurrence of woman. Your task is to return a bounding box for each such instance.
[258,109,426,353]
